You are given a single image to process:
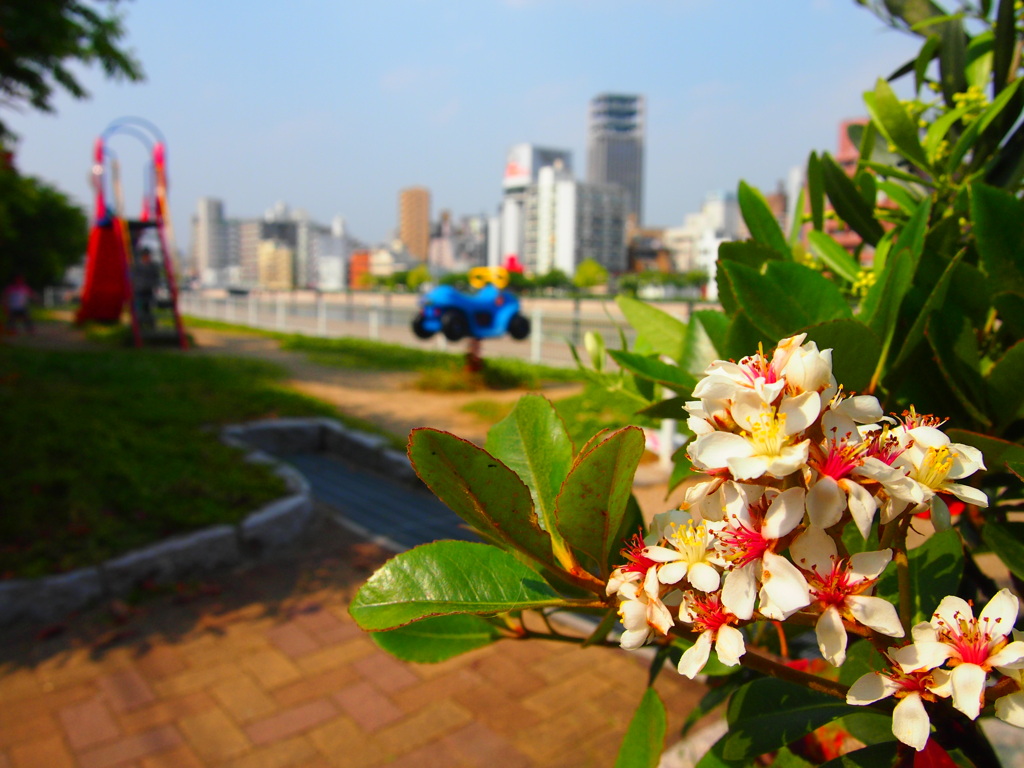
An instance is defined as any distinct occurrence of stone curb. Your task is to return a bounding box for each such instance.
[0,418,399,627]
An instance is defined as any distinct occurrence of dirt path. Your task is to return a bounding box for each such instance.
[10,319,683,516]
[187,327,583,446]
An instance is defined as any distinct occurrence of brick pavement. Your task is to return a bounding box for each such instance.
[0,512,708,768]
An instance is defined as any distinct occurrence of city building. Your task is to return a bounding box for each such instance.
[257,240,294,290]
[190,197,227,284]
[586,93,645,225]
[399,187,431,262]
[664,190,745,299]
[497,144,573,266]
[523,160,627,276]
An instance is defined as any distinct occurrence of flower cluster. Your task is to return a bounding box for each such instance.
[606,334,998,751]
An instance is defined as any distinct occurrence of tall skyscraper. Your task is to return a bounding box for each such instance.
[586,94,645,225]
[191,197,226,283]
[399,187,431,261]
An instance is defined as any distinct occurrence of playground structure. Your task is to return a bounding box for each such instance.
[75,117,188,348]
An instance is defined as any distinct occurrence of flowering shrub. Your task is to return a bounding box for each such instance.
[350,2,1024,765]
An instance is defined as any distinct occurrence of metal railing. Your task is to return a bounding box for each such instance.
[177,291,699,368]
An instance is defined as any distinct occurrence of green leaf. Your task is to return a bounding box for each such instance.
[986,340,1024,433]
[721,260,853,342]
[936,15,968,108]
[994,292,1024,337]
[982,522,1024,584]
[350,541,564,630]
[806,230,861,283]
[637,396,689,420]
[837,639,887,687]
[875,180,923,214]
[738,180,790,258]
[614,688,666,768]
[965,31,994,91]
[788,185,805,246]
[802,320,882,394]
[863,78,931,173]
[890,247,964,371]
[807,151,825,231]
[716,241,784,317]
[1008,461,1024,482]
[820,153,885,246]
[584,330,606,373]
[555,427,645,575]
[608,350,697,394]
[861,197,931,371]
[914,34,942,93]
[876,528,963,624]
[486,395,575,552]
[950,78,1024,169]
[993,0,1017,94]
[923,104,971,164]
[971,183,1024,295]
[692,309,730,358]
[717,678,853,762]
[616,295,688,362]
[409,428,556,567]
[370,614,501,663]
[925,310,991,427]
[724,311,771,362]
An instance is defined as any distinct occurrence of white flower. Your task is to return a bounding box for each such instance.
[892,589,1024,720]
[687,390,818,481]
[890,425,988,529]
[606,533,661,599]
[790,526,904,666]
[676,590,746,678]
[847,662,951,751]
[644,516,726,593]
[995,631,1024,728]
[716,486,811,621]
[805,407,879,537]
[772,333,836,401]
[616,581,674,651]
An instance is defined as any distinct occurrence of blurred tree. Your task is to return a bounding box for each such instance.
[406,264,431,291]
[0,0,144,141]
[572,258,609,289]
[0,165,88,287]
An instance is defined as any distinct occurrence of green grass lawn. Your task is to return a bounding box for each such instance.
[0,344,343,578]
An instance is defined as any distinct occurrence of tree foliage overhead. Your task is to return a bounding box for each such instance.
[0,0,143,141]
[0,165,87,288]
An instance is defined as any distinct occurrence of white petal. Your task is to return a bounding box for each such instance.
[657,561,688,585]
[849,549,892,582]
[933,594,974,629]
[847,595,905,637]
[995,692,1024,728]
[762,441,811,479]
[780,391,821,435]
[845,481,878,541]
[837,395,884,423]
[910,621,938,644]
[950,663,987,720]
[645,545,683,563]
[620,628,651,650]
[892,692,931,751]
[979,589,1019,635]
[648,598,675,636]
[714,625,746,667]
[686,561,722,593]
[893,641,954,673]
[948,443,986,478]
[762,486,806,539]
[790,526,837,573]
[759,551,811,618]
[722,565,756,621]
[727,455,770,482]
[677,631,712,679]
[806,476,845,529]
[988,641,1024,669]
[816,606,848,666]
[847,672,899,705]
[942,482,989,508]
[689,432,752,471]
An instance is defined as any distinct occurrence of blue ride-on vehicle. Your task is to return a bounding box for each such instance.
[411,267,530,342]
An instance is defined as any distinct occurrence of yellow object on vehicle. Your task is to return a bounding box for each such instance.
[468,266,510,290]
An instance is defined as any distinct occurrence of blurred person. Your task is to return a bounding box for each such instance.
[3,275,35,334]
[132,248,160,331]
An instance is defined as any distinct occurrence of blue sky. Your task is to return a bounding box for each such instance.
[8,0,922,248]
